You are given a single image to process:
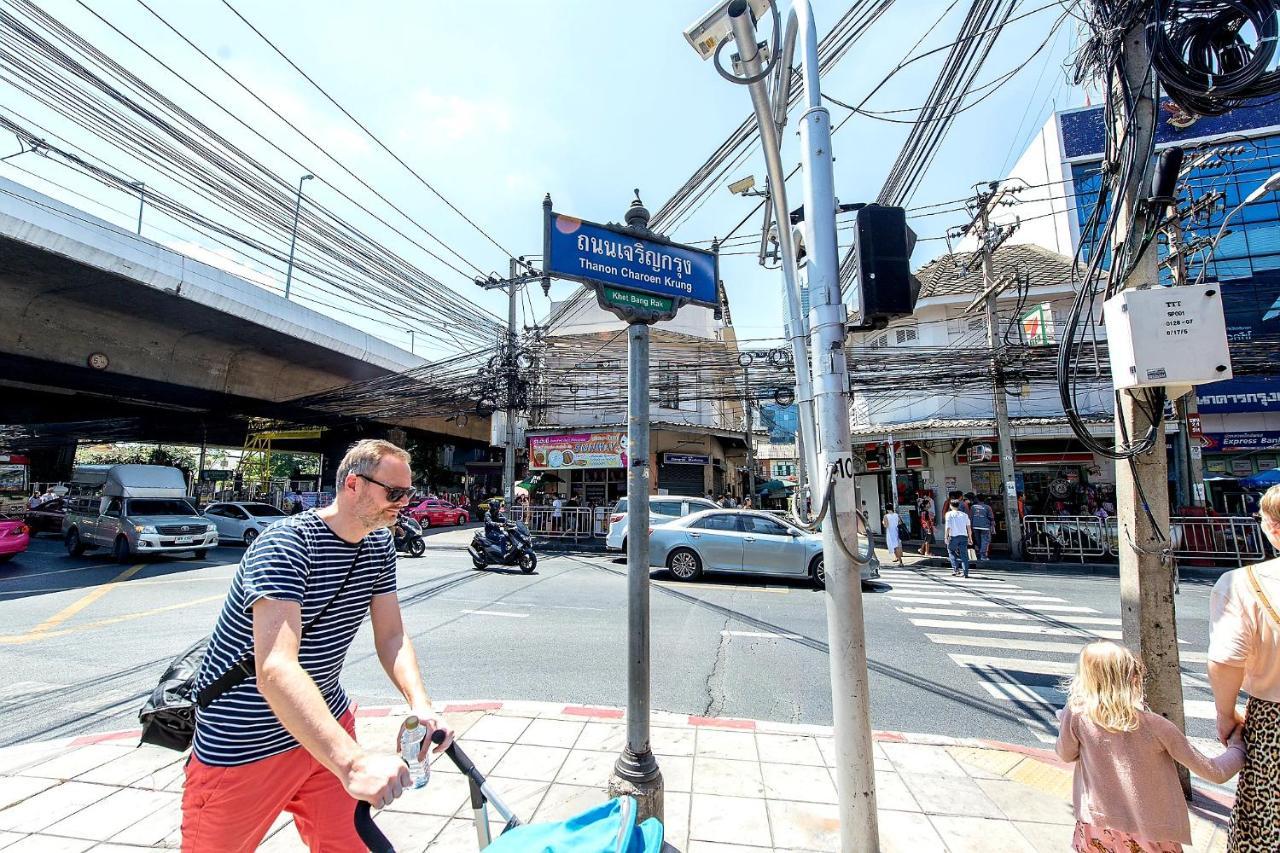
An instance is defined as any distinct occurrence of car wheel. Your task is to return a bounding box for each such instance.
[0,554,12,564]
[458,514,468,526]
[409,538,426,558]
[112,535,132,564]
[192,549,208,560]
[65,527,86,557]
[420,516,430,530]
[667,548,702,581]
[810,555,826,590]
[519,552,537,574]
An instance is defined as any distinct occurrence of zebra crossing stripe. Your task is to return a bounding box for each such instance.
[898,607,1122,626]
[923,633,1209,662]
[886,587,1064,601]
[890,596,1097,613]
[948,653,1209,686]
[909,618,1123,639]
[976,680,1226,721]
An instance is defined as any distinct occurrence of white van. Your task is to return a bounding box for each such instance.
[605,495,719,551]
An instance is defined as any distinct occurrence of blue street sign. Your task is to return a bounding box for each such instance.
[544,211,719,307]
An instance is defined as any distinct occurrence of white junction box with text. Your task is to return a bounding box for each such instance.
[1103,283,1233,390]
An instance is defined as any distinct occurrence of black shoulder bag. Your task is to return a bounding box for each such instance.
[138,549,361,751]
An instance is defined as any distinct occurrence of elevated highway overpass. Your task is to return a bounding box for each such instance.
[0,176,490,475]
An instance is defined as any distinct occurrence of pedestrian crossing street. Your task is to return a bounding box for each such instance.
[878,565,1223,749]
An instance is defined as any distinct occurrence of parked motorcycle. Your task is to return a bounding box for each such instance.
[468,519,536,573]
[393,513,426,558]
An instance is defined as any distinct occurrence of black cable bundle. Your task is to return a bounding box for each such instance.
[1148,0,1280,116]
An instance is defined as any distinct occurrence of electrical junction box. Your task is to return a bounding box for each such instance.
[1102,283,1232,390]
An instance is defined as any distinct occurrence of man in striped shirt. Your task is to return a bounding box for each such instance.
[182,439,454,851]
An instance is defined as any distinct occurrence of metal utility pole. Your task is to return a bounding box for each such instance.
[1109,20,1189,796]
[284,173,313,299]
[606,196,664,822]
[974,193,1024,559]
[727,3,878,847]
[743,367,757,502]
[130,182,146,235]
[1163,218,1206,508]
[726,5,821,512]
[886,431,897,511]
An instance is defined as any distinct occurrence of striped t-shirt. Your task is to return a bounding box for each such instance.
[192,511,397,766]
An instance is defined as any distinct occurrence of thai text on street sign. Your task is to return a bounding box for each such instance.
[1021,302,1054,345]
[544,210,719,309]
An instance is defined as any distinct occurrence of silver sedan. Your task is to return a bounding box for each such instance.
[203,501,288,547]
[648,509,879,587]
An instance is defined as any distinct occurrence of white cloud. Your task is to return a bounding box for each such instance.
[398,87,513,145]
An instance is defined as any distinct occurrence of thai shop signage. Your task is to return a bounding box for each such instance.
[528,432,628,470]
[544,208,718,323]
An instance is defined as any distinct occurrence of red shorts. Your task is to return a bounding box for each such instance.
[181,710,362,852]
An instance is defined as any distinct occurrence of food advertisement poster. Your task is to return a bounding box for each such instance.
[528,432,627,470]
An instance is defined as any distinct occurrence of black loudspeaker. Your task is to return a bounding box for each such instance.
[853,204,919,326]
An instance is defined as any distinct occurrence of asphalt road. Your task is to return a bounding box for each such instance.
[0,531,1220,754]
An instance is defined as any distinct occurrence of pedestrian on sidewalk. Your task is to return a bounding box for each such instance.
[943,499,971,577]
[182,439,455,852]
[917,496,934,558]
[882,504,904,566]
[1208,483,1280,852]
[970,495,995,561]
[1057,641,1245,853]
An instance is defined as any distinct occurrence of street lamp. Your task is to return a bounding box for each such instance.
[284,173,314,300]
[129,181,145,235]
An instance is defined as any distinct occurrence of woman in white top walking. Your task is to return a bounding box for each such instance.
[883,504,904,566]
[944,499,972,578]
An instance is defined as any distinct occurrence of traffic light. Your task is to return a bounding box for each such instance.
[851,204,919,329]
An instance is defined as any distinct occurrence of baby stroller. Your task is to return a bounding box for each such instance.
[355,731,663,852]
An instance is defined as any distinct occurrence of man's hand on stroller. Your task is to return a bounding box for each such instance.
[343,751,411,808]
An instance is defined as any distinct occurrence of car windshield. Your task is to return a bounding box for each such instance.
[243,503,286,517]
[613,499,627,513]
[127,498,198,516]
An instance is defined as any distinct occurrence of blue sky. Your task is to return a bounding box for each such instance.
[0,0,1084,357]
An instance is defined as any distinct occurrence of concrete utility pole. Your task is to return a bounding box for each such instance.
[974,194,1024,558]
[504,257,519,510]
[1109,21,1190,796]
[606,196,664,822]
[728,3,880,847]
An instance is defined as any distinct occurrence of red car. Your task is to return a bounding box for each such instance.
[406,499,470,528]
[0,517,31,564]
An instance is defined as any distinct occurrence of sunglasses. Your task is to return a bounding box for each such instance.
[356,473,413,502]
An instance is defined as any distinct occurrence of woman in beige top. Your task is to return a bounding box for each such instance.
[1208,483,1280,852]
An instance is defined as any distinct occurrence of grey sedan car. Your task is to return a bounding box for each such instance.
[648,509,879,587]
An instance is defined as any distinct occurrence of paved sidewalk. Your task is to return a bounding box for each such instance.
[0,700,1234,852]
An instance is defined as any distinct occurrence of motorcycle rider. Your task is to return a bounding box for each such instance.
[484,499,513,558]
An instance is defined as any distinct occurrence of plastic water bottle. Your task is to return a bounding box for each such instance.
[399,716,430,789]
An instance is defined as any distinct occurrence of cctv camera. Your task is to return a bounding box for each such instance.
[683,0,772,60]
[728,175,756,195]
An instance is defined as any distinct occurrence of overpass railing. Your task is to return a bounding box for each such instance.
[1022,514,1268,567]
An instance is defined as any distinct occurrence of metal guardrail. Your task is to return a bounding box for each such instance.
[509,506,606,540]
[1023,514,1268,567]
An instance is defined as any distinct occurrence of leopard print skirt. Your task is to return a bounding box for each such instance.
[1229,696,1280,852]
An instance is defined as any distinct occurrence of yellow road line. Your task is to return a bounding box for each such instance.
[0,594,224,645]
[25,563,145,637]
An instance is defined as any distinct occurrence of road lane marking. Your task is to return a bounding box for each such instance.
[24,563,145,637]
[461,609,528,618]
[909,618,1124,639]
[654,582,790,594]
[0,594,225,644]
[0,563,121,582]
[721,630,802,639]
[976,680,1225,721]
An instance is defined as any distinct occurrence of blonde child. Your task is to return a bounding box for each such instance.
[1056,641,1245,852]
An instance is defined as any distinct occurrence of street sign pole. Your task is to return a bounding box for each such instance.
[541,192,718,825]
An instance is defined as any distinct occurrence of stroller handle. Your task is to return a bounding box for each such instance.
[354,729,448,853]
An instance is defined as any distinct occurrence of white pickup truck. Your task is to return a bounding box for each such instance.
[63,464,218,562]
